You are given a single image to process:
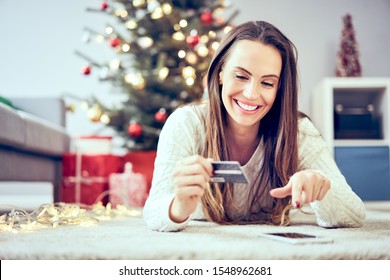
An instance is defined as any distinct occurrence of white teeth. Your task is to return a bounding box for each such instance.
[236,100,259,111]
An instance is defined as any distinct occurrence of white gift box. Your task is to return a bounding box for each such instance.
[72,135,112,154]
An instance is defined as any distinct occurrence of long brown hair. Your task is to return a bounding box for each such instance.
[200,21,299,225]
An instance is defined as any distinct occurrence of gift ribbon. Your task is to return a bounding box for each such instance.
[63,176,109,185]
[76,152,81,204]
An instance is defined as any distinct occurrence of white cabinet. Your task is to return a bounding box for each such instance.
[312,77,390,200]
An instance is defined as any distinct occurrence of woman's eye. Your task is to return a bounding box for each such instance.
[261,81,274,87]
[235,74,248,80]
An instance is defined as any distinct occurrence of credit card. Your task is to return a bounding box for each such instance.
[211,161,248,184]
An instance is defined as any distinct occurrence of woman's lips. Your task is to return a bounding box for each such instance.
[234,99,261,114]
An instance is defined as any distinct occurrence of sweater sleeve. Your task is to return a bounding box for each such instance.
[143,106,203,231]
[297,118,366,228]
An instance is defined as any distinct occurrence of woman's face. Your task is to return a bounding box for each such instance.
[219,40,282,130]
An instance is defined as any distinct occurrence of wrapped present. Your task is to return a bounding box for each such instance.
[123,150,156,193]
[61,153,123,205]
[109,162,148,208]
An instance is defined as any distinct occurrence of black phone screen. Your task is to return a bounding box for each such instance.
[267,233,317,239]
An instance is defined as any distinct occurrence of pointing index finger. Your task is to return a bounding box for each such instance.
[269,181,292,198]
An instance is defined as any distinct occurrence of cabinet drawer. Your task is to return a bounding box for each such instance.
[335,146,390,200]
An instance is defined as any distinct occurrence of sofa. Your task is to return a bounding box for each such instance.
[0,97,71,202]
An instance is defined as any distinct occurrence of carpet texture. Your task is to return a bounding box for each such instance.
[0,202,389,260]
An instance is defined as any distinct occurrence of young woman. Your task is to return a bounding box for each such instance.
[143,21,365,232]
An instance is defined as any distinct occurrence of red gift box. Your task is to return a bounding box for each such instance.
[61,153,123,205]
[109,162,148,208]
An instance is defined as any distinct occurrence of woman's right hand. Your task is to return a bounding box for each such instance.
[169,155,213,223]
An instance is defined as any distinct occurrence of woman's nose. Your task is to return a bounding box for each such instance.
[243,83,258,100]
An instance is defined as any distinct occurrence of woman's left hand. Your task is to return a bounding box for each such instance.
[269,170,331,208]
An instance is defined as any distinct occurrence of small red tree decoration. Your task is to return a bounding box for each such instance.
[335,14,362,77]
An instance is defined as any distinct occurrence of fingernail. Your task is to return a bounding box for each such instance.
[294,201,301,208]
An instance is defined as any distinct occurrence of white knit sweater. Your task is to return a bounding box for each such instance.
[143,104,366,232]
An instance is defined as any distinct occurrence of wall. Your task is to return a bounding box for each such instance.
[0,0,389,136]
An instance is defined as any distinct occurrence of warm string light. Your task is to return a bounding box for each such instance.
[0,202,142,233]
[158,67,169,80]
[125,20,138,30]
[114,9,128,18]
[125,72,146,90]
[133,0,146,9]
[87,104,104,122]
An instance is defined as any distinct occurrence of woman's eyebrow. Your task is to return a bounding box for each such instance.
[235,66,252,76]
[235,66,279,79]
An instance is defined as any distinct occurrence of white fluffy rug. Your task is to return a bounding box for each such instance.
[0,202,389,260]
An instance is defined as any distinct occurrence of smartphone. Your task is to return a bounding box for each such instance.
[211,161,248,184]
[258,232,334,244]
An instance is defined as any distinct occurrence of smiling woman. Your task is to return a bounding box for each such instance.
[143,21,366,232]
[219,40,281,135]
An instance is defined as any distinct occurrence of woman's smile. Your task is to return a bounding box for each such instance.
[234,99,261,114]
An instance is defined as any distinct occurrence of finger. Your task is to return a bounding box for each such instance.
[290,181,303,208]
[301,191,307,205]
[205,158,215,173]
[317,180,331,200]
[309,174,330,201]
[269,181,292,198]
[301,171,322,203]
[173,164,211,182]
[188,155,213,176]
[184,155,212,169]
[180,155,213,176]
[310,179,323,202]
[303,182,313,203]
[173,174,209,189]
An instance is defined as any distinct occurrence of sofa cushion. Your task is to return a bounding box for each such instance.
[0,103,25,148]
[0,102,70,156]
[19,111,70,156]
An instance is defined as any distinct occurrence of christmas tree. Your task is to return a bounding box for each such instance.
[335,13,362,77]
[76,0,238,151]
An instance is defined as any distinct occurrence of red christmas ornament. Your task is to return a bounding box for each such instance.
[186,35,199,47]
[200,11,213,25]
[100,2,108,10]
[128,122,143,138]
[109,38,121,48]
[155,108,168,123]
[81,66,91,75]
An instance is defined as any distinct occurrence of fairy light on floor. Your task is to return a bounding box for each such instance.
[0,202,142,233]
